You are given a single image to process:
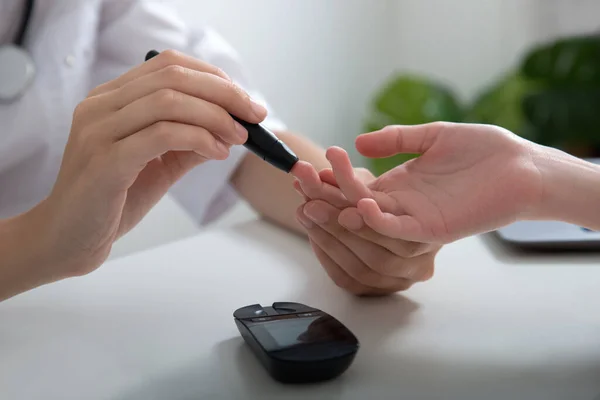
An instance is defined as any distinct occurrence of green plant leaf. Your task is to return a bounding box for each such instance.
[466,71,540,141]
[373,75,464,124]
[519,34,600,152]
[521,35,600,86]
[522,88,600,146]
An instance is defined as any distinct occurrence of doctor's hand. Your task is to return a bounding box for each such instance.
[292,161,439,296]
[328,123,543,244]
[36,50,267,277]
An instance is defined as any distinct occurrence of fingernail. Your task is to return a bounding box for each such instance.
[234,121,248,141]
[341,212,364,231]
[297,213,314,229]
[250,99,268,120]
[304,203,329,224]
[215,140,229,156]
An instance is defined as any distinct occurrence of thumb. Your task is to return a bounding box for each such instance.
[356,123,443,158]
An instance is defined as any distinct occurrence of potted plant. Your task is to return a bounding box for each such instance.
[364,34,600,175]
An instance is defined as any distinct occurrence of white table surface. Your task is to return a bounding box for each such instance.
[2,220,600,400]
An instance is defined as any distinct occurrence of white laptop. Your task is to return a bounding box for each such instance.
[494,158,600,250]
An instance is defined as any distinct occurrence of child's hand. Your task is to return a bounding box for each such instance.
[292,161,438,296]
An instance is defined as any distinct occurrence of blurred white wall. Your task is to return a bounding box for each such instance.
[391,0,600,102]
[172,0,397,161]
[542,0,600,38]
[391,0,545,101]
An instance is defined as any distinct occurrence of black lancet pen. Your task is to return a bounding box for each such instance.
[145,50,299,173]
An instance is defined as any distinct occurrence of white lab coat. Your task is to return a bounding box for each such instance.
[0,0,285,223]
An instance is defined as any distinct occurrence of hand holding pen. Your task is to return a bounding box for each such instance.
[13,49,269,291]
[146,50,299,173]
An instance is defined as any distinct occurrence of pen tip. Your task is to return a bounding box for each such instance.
[145,50,160,61]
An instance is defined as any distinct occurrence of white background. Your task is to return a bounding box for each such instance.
[110,0,600,259]
[171,0,397,159]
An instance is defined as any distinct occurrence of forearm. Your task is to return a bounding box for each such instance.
[530,145,600,230]
[0,205,56,301]
[231,131,330,233]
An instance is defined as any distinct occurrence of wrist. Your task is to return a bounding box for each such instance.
[0,203,60,301]
[528,145,600,230]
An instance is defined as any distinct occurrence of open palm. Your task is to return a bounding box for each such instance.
[327,123,543,243]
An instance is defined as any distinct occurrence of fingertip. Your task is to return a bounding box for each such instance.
[327,145,344,153]
[356,199,386,230]
[213,152,230,161]
[304,198,328,209]
[232,120,249,145]
[325,146,347,163]
[339,208,364,231]
[210,141,230,160]
[326,147,355,178]
[290,160,315,180]
[355,126,403,157]
[357,197,380,213]
[289,161,305,178]
[356,128,388,142]
[355,134,370,156]
[318,168,337,187]
[318,167,333,176]
[250,99,268,121]
[303,199,338,225]
[356,130,380,144]
[296,203,314,229]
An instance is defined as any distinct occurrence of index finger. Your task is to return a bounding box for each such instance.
[326,146,373,204]
[89,49,230,97]
[326,147,398,212]
[291,161,351,208]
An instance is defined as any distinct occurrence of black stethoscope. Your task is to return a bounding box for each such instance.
[0,0,35,103]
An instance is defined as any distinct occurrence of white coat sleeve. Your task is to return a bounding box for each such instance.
[94,0,287,225]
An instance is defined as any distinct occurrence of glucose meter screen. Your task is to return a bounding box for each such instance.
[262,317,320,348]
[252,315,353,350]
